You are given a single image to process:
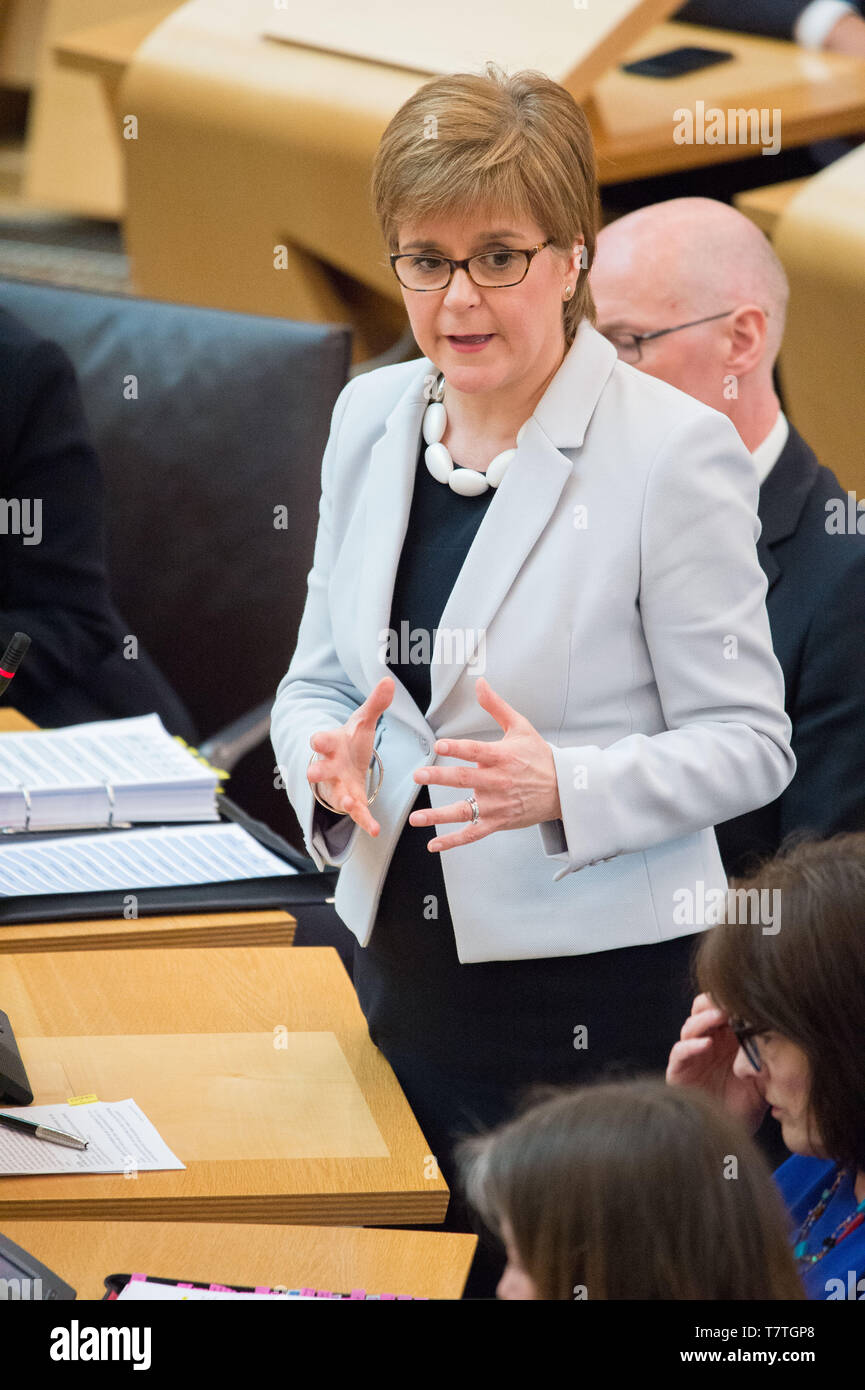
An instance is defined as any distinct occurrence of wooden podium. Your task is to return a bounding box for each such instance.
[0,944,450,1225]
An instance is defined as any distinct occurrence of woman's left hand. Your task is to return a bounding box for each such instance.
[409,677,562,852]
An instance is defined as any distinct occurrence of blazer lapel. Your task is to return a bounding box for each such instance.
[427,423,573,721]
[355,374,429,734]
[355,320,618,730]
[427,320,618,724]
[756,424,820,595]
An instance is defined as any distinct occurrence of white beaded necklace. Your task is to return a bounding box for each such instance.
[422,371,529,496]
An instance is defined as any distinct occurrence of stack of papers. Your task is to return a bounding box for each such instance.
[0,714,220,831]
[117,1283,317,1301]
[0,1099,185,1176]
[0,822,297,898]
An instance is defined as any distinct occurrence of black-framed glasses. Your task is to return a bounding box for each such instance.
[729,1018,764,1072]
[602,309,738,364]
[390,242,551,292]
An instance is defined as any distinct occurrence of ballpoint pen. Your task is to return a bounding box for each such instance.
[0,1111,88,1150]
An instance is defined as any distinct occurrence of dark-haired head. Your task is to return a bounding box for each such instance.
[696,831,865,1171]
[457,1077,804,1300]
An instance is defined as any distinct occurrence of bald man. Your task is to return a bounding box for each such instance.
[591,197,865,878]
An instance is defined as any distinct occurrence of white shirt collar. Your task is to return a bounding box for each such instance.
[751,410,790,485]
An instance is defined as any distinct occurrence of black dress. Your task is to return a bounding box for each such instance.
[351,438,702,1293]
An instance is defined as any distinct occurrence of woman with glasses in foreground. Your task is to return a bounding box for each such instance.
[271,62,794,1292]
[667,833,865,1300]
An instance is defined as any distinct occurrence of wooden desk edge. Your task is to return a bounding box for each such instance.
[51,8,176,81]
[0,1218,478,1300]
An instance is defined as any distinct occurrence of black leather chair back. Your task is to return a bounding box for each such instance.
[0,279,351,837]
[0,279,350,726]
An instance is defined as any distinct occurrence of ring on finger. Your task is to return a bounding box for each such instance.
[464,793,480,825]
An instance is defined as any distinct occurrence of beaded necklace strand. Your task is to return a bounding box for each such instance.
[793,1166,865,1265]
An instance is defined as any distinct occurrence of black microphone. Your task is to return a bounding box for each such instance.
[0,631,31,699]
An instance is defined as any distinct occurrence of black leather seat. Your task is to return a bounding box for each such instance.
[0,277,352,849]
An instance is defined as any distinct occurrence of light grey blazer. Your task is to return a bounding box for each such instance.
[271,319,795,963]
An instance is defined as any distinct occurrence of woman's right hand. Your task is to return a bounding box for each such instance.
[307,677,395,837]
[666,992,767,1132]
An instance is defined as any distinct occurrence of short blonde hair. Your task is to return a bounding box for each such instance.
[371,62,599,345]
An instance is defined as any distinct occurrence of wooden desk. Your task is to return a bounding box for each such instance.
[47,5,171,84]
[0,945,450,1225]
[734,177,810,236]
[0,0,49,89]
[38,6,865,355]
[0,1219,476,1299]
[22,2,182,218]
[57,11,865,190]
[591,23,865,182]
[0,709,297,952]
[0,909,295,954]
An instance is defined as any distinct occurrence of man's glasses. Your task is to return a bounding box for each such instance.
[390,242,550,292]
[729,1018,765,1072]
[601,309,738,364]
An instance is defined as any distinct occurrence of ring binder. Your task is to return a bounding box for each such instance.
[0,713,221,832]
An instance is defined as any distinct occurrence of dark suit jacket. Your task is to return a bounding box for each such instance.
[715,424,865,877]
[0,308,197,739]
[676,0,863,42]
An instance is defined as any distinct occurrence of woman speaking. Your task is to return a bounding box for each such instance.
[271,63,794,1282]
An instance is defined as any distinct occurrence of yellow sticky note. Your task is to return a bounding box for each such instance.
[172,735,229,780]
[67,1094,99,1106]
